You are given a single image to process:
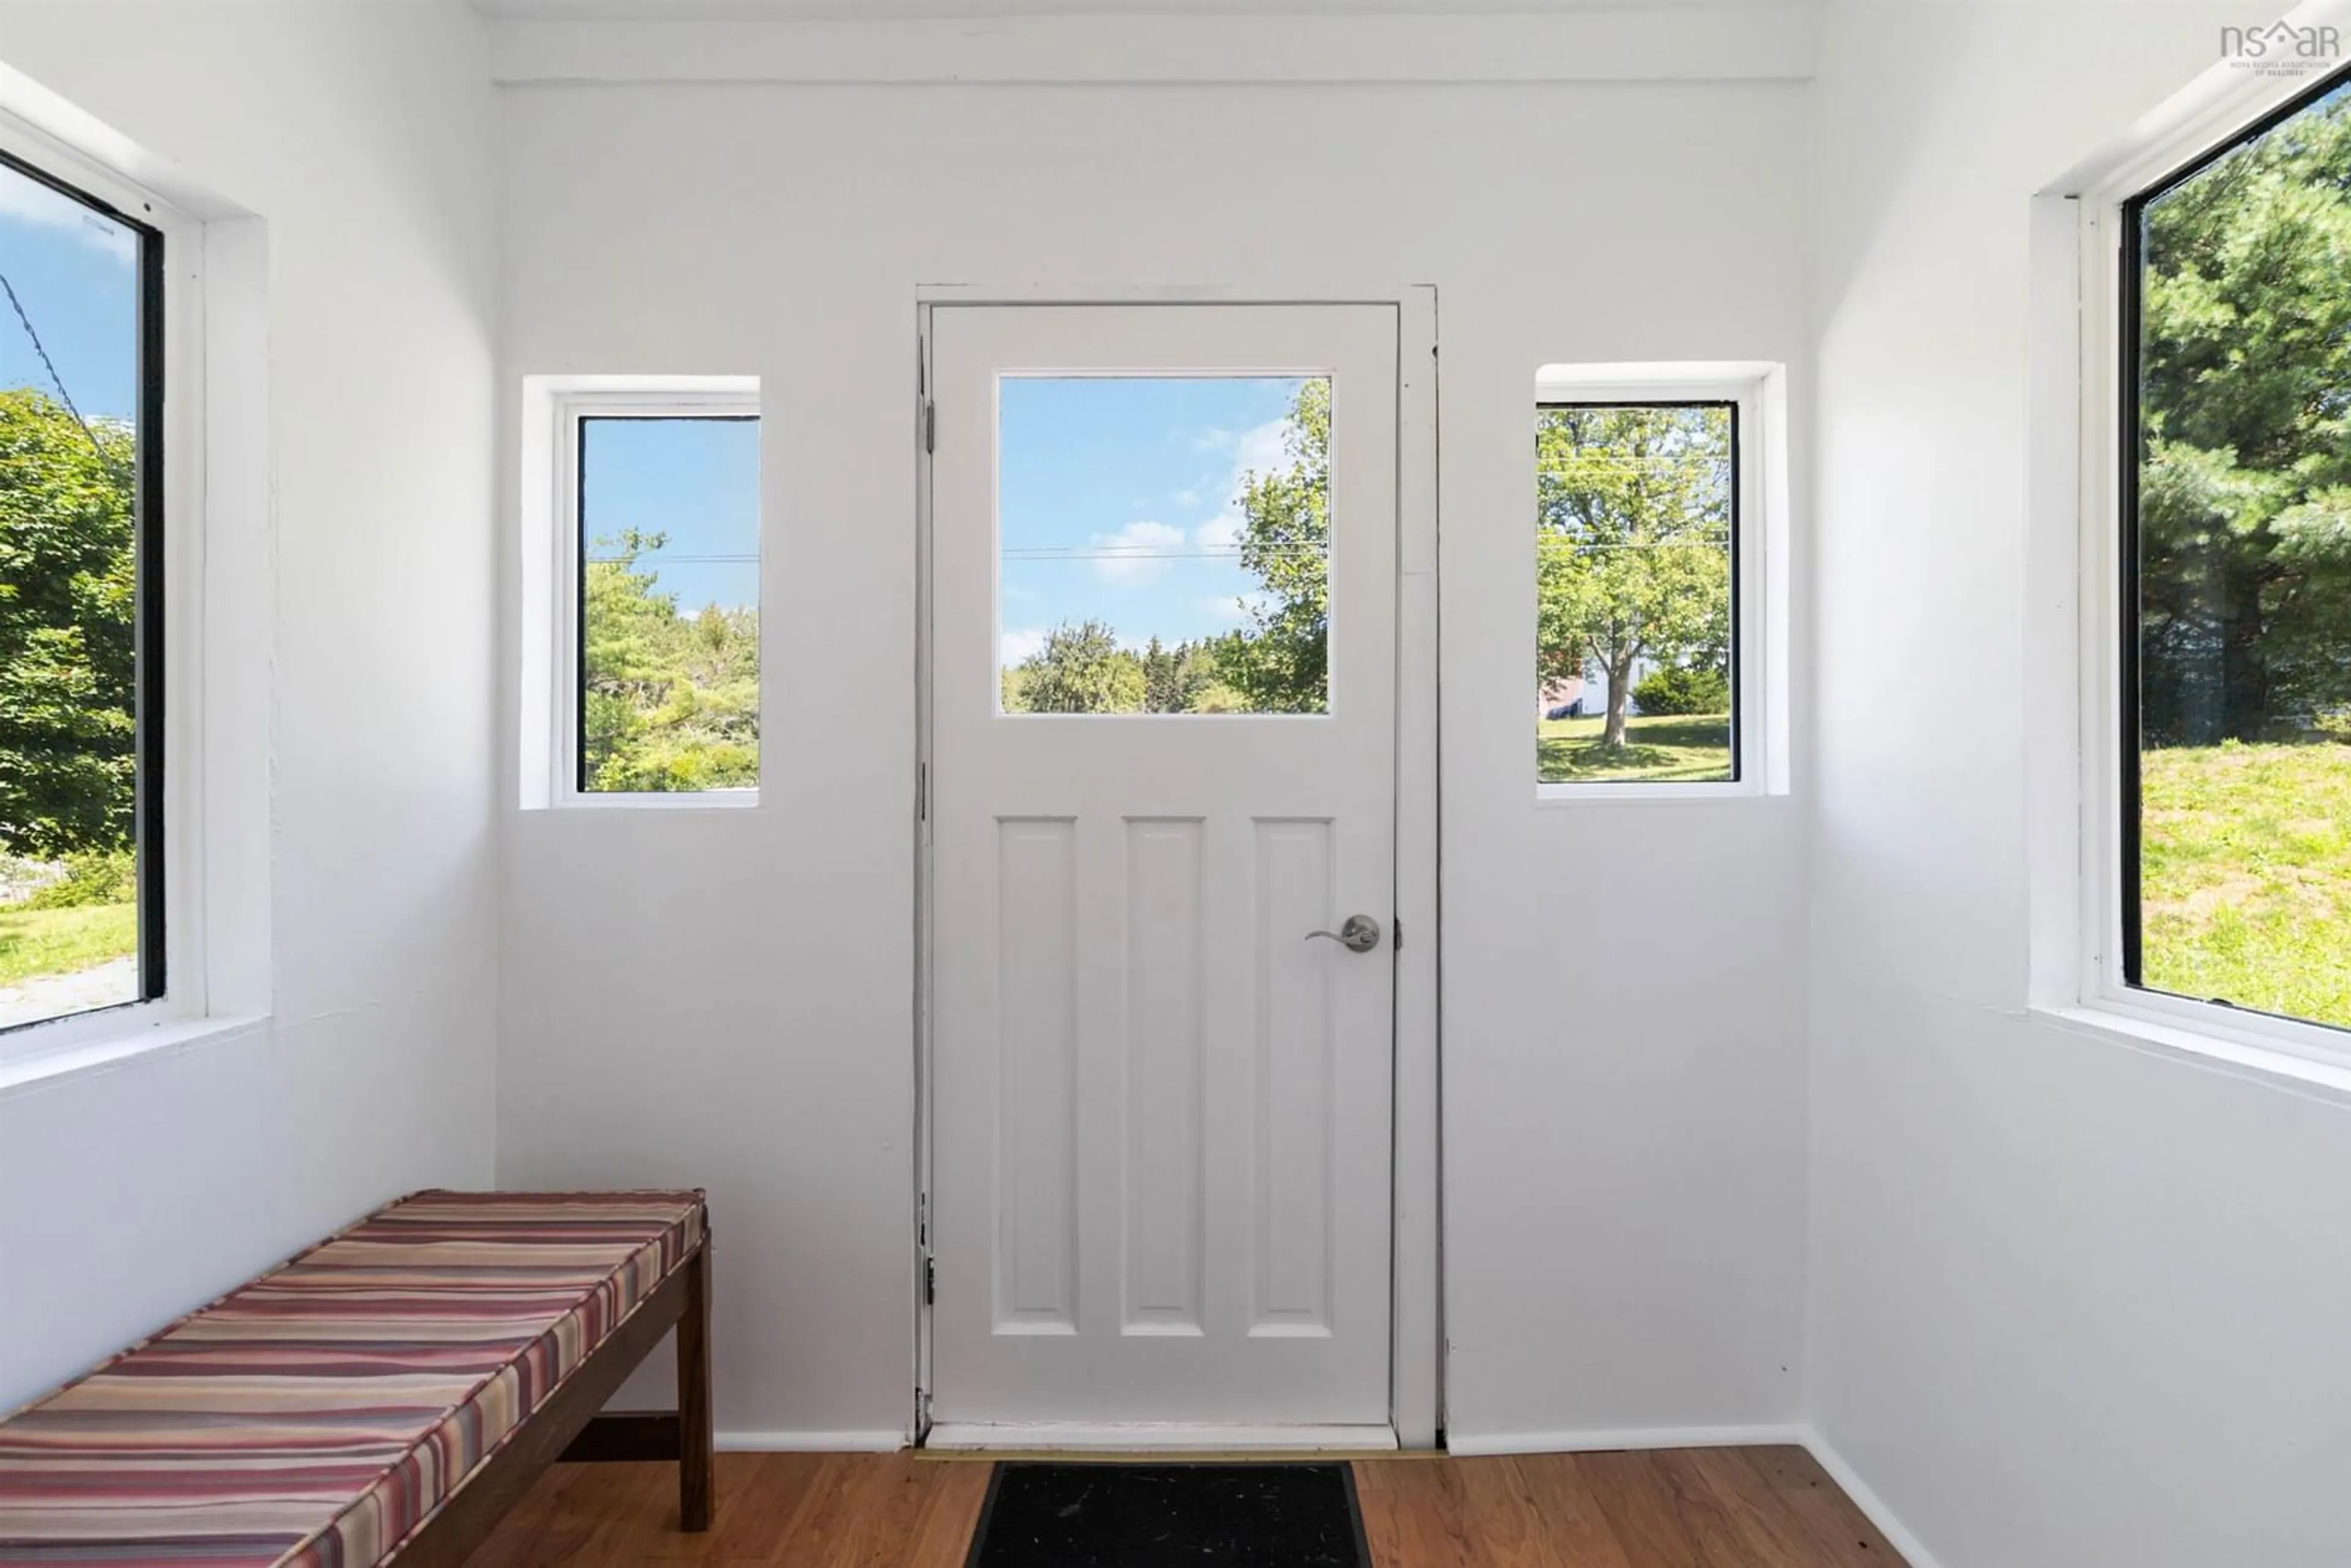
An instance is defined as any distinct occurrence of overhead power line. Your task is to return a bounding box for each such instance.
[0,268,124,474]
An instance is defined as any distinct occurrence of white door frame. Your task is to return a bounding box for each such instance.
[911,285,1440,1448]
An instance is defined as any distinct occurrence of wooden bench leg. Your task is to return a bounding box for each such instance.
[677,1243,714,1531]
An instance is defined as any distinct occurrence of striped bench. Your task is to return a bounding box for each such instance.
[0,1190,713,1567]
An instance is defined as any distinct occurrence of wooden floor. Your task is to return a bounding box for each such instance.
[467,1446,1905,1567]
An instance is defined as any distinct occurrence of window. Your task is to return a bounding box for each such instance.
[2118,68,2351,1035]
[530,380,761,806]
[1534,394,1744,790]
[996,375,1330,716]
[0,148,163,1032]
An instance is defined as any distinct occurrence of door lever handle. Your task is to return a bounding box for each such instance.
[1304,915,1382,954]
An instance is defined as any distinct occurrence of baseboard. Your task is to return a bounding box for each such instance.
[716,1429,908,1452]
[1798,1429,1946,1568]
[924,1421,1400,1452]
[1444,1422,1808,1457]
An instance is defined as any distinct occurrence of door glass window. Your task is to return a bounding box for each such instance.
[998,375,1330,715]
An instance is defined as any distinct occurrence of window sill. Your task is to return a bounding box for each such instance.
[535,790,760,812]
[1534,781,1779,805]
[0,1013,271,1098]
[2031,1002,2351,1107]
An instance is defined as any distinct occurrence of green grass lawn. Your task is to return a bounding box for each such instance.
[1537,711,1733,784]
[0,901,138,988]
[2140,739,2351,1031]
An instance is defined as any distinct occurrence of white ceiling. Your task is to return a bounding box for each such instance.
[473,0,1772,19]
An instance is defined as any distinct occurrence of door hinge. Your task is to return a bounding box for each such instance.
[923,400,936,454]
[924,1257,936,1305]
[1393,917,1403,951]
[917,761,929,823]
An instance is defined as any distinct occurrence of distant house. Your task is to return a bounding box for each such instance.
[1536,656,1660,722]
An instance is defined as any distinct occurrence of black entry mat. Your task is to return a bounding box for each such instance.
[965,1461,1372,1567]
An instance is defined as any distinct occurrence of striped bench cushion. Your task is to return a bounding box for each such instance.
[0,1188,705,1567]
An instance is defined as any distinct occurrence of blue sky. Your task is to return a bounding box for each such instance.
[6,156,1305,651]
[0,161,138,423]
[579,418,760,613]
[0,157,768,625]
[998,376,1310,669]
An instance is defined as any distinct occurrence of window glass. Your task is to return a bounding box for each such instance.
[1535,402,1737,785]
[0,153,157,1029]
[997,375,1329,715]
[576,416,760,792]
[2125,73,2351,1032]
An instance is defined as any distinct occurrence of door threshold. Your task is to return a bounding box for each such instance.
[923,1422,1400,1454]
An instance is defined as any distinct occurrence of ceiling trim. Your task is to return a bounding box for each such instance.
[487,7,1821,86]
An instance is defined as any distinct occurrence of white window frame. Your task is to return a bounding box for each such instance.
[0,77,272,1078]
[1531,361,1790,803]
[2033,39,2351,1086]
[520,376,762,811]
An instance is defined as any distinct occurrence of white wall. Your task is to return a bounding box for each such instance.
[1809,6,2351,1564]
[496,75,1813,1442]
[15,10,2330,1544]
[0,2,500,1411]
[2,6,2339,1542]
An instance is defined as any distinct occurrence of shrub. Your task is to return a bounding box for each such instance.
[1633,662,1730,716]
[23,849,137,910]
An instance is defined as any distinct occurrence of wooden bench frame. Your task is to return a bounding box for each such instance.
[386,1234,714,1566]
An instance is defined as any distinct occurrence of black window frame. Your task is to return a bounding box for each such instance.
[2116,59,2351,1030]
[1533,396,1744,785]
[0,144,167,1027]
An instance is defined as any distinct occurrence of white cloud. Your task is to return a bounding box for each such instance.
[1174,489,1199,509]
[1200,593,1269,625]
[1089,519,1187,586]
[1201,418,1295,514]
[1232,419,1290,485]
[0,173,137,264]
[1194,514,1241,555]
[1000,627,1047,666]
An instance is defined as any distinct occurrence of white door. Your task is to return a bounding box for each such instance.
[924,303,1400,1442]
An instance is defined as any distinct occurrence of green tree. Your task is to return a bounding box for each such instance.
[1139,636,1220,713]
[581,530,759,790]
[1535,405,1732,748]
[0,389,136,858]
[2137,84,2351,743]
[1005,619,1146,713]
[1633,661,1731,717]
[1216,380,1330,713]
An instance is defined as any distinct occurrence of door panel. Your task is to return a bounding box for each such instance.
[926,303,1398,1435]
[1123,815,1204,1336]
